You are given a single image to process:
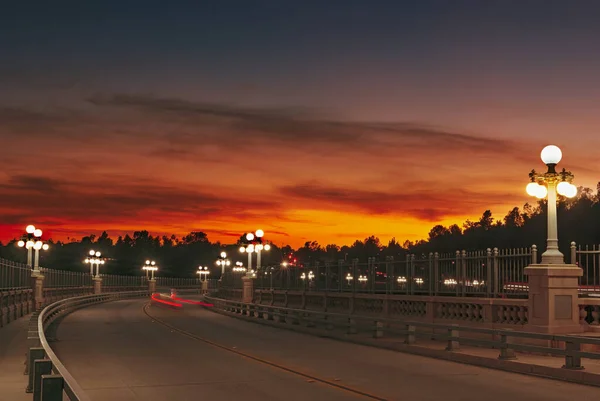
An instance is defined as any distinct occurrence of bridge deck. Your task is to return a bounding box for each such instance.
[48,298,600,401]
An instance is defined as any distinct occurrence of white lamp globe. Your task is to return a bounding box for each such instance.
[535,185,548,199]
[26,225,35,234]
[220,251,226,258]
[526,182,540,196]
[17,240,25,247]
[256,244,263,251]
[556,181,571,196]
[34,241,42,250]
[95,251,101,257]
[264,244,271,251]
[90,250,96,256]
[540,145,562,165]
[239,246,246,253]
[255,229,264,238]
[26,240,34,249]
[246,233,255,241]
[33,229,42,237]
[565,184,577,198]
[42,244,49,250]
[247,244,255,252]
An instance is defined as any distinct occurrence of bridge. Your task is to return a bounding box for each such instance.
[3,249,600,401]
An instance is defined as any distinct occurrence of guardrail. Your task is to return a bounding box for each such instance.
[205,295,600,371]
[27,291,150,401]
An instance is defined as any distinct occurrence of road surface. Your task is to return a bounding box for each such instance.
[51,299,600,401]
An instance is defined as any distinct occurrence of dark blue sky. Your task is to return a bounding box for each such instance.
[2,1,600,244]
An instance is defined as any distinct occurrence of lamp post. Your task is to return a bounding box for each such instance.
[17,225,49,273]
[526,145,577,264]
[239,230,271,276]
[143,260,158,279]
[84,250,105,278]
[216,252,231,276]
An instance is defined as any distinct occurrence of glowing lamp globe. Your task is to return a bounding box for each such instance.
[264,244,271,251]
[541,145,562,165]
[26,225,35,234]
[526,182,539,197]
[220,251,226,258]
[26,240,34,249]
[95,251,101,257]
[246,233,255,241]
[17,240,25,247]
[255,229,264,238]
[556,181,571,196]
[247,244,255,252]
[256,244,263,251]
[33,241,42,250]
[42,244,49,250]
[565,183,577,198]
[33,229,42,237]
[151,261,156,265]
[239,246,246,253]
[535,185,548,199]
[90,250,96,256]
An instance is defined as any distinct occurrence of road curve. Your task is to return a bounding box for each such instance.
[51,299,600,401]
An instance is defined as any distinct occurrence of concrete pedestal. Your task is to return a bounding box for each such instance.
[31,272,44,310]
[524,264,583,334]
[242,276,254,303]
[92,277,102,294]
[149,279,156,293]
[201,280,208,293]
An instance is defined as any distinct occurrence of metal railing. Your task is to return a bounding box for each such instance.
[0,258,31,289]
[240,246,537,298]
[205,295,599,371]
[29,291,150,401]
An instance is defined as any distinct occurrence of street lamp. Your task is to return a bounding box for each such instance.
[526,145,577,264]
[143,260,157,279]
[240,230,271,276]
[216,252,231,275]
[233,261,246,272]
[358,274,368,283]
[17,225,48,270]
[346,273,353,286]
[197,266,210,282]
[84,250,105,277]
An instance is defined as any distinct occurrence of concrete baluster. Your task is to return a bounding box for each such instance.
[445,325,459,351]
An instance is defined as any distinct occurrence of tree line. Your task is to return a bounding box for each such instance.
[1,183,599,278]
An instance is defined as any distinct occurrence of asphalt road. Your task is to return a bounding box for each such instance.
[51,299,600,401]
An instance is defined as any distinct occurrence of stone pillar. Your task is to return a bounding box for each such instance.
[524,264,583,334]
[242,276,254,303]
[201,280,209,293]
[93,277,102,294]
[31,272,44,310]
[148,279,157,293]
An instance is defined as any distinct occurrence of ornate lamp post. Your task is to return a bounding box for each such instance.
[17,225,49,272]
[524,145,582,334]
[525,145,577,264]
[142,260,157,279]
[216,252,231,276]
[239,230,271,276]
[84,250,105,278]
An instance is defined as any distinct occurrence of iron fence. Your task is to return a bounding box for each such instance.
[245,246,538,298]
[0,258,32,290]
[574,243,600,295]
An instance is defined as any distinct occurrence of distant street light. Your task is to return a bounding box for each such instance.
[526,145,577,264]
[143,260,158,279]
[216,252,231,275]
[346,273,353,286]
[240,230,271,277]
[358,275,368,283]
[233,261,246,272]
[197,266,210,282]
[17,224,48,270]
[85,250,105,278]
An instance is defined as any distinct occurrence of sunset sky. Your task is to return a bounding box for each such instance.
[1,1,600,247]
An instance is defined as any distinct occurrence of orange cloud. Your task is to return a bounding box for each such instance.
[1,94,598,247]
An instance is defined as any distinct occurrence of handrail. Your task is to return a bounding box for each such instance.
[37,291,149,400]
[204,295,599,368]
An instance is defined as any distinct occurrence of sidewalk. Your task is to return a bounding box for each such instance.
[0,317,32,401]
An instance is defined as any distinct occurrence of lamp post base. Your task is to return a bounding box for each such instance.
[201,280,209,293]
[92,277,102,294]
[524,264,583,334]
[148,279,156,293]
[242,276,254,303]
